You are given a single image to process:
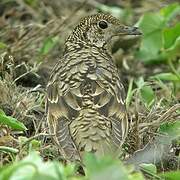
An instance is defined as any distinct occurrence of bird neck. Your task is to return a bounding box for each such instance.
[63,40,111,58]
[64,36,110,56]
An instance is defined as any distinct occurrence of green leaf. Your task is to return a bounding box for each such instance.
[163,23,180,49]
[136,3,180,63]
[140,85,155,106]
[129,172,144,180]
[141,30,163,54]
[136,13,165,62]
[63,163,76,179]
[160,171,180,180]
[84,153,129,180]
[0,109,6,115]
[0,151,78,180]
[0,152,61,180]
[137,13,164,35]
[40,36,59,55]
[0,112,27,131]
[0,42,7,49]
[135,79,155,106]
[30,139,41,151]
[163,38,180,60]
[24,0,38,7]
[151,72,179,82]
[135,77,145,88]
[160,3,180,22]
[0,146,19,154]
[139,163,157,175]
[135,49,165,64]
[158,121,180,140]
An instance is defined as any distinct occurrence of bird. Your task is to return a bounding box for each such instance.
[46,13,141,161]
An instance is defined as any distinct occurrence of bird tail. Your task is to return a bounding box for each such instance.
[47,111,81,161]
[69,108,118,157]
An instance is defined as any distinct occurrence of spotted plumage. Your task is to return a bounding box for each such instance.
[46,13,141,161]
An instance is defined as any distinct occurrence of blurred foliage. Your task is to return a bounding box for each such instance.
[160,171,180,180]
[39,36,59,56]
[136,3,180,64]
[24,0,38,7]
[0,146,19,154]
[135,77,155,108]
[151,72,179,82]
[139,163,157,175]
[97,4,133,23]
[83,154,144,180]
[0,152,143,180]
[0,151,180,180]
[0,151,77,180]
[159,121,180,140]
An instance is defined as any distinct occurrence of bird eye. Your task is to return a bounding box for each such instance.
[98,20,108,29]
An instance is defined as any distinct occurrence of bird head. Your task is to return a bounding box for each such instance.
[67,13,142,48]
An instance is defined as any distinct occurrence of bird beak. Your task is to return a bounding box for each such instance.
[117,26,142,36]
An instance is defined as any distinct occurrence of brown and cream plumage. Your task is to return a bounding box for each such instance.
[46,13,141,161]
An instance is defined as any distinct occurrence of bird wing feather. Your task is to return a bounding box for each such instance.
[46,52,128,158]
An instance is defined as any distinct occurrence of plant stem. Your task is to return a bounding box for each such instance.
[168,58,180,81]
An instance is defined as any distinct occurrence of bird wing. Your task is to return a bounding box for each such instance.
[91,56,128,148]
[46,57,84,161]
[46,52,128,158]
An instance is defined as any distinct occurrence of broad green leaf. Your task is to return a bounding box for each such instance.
[159,121,180,139]
[127,165,144,180]
[83,153,98,173]
[4,151,77,180]
[160,3,180,22]
[0,152,63,180]
[136,13,165,62]
[135,49,165,63]
[141,30,163,54]
[136,3,180,63]
[163,23,180,49]
[136,77,155,105]
[0,113,27,131]
[160,171,180,180]
[0,161,39,180]
[140,85,155,106]
[163,36,180,60]
[137,13,164,35]
[40,36,59,55]
[0,151,145,180]
[62,163,76,179]
[139,163,157,175]
[151,73,179,82]
[84,153,129,180]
